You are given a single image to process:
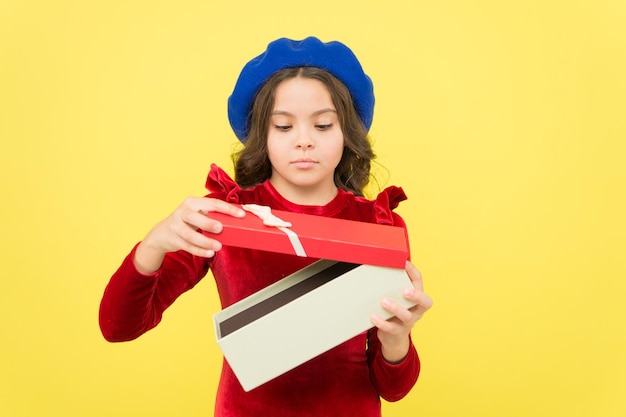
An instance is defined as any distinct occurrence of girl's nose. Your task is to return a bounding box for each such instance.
[295,129,314,149]
[296,142,314,149]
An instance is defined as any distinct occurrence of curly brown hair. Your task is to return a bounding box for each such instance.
[232,67,375,197]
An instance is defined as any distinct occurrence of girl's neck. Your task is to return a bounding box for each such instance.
[269,178,339,206]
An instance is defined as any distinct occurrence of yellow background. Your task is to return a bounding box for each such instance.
[1,0,625,416]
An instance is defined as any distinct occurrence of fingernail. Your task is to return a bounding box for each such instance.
[404,288,415,297]
[381,298,391,307]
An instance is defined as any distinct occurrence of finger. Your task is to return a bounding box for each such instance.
[172,235,218,258]
[370,313,398,333]
[381,298,414,323]
[404,297,433,324]
[412,292,434,315]
[406,284,433,307]
[405,261,423,292]
[187,197,246,218]
[179,198,245,234]
[177,222,223,252]
[170,222,228,258]
[183,210,225,234]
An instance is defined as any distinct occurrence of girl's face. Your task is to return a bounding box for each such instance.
[267,76,344,205]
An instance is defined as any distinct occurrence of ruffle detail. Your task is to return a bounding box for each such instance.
[205,164,244,203]
[205,163,408,226]
[371,186,408,225]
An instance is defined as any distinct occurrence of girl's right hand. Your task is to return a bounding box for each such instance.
[133,197,246,274]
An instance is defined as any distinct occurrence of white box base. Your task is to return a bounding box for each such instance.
[213,259,414,392]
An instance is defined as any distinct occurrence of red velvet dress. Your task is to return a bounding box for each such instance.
[99,165,420,416]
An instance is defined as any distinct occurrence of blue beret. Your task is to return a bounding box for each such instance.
[227,36,375,142]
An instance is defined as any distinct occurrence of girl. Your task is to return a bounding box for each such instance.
[99,36,432,417]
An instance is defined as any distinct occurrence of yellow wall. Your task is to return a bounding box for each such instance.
[1,1,624,416]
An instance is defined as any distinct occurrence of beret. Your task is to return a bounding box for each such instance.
[227,36,375,142]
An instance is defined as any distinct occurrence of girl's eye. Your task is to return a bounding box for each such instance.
[316,124,333,131]
[274,125,292,132]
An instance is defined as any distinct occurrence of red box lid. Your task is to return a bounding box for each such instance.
[205,205,409,269]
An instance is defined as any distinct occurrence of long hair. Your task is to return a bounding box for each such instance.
[232,67,375,197]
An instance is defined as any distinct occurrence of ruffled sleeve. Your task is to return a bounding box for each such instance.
[205,164,243,203]
[371,186,408,225]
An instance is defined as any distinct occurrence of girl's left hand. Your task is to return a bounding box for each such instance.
[370,261,433,363]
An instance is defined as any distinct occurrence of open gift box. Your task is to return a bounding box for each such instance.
[209,205,415,392]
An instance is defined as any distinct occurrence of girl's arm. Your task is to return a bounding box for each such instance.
[99,197,245,342]
[368,261,433,401]
[99,244,207,342]
[366,328,420,402]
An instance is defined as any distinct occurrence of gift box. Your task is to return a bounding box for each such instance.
[205,204,409,268]
[210,205,414,391]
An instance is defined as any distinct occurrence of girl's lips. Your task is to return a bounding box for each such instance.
[291,158,317,168]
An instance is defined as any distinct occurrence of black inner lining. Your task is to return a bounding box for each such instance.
[218,262,359,337]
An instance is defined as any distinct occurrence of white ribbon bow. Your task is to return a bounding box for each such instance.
[242,204,307,257]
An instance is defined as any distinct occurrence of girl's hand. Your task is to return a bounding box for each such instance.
[133,197,245,274]
[370,261,433,363]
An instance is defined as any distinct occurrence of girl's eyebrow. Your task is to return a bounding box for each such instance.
[271,108,337,116]
[313,108,337,116]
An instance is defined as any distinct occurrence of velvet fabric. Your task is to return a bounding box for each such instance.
[99,164,420,416]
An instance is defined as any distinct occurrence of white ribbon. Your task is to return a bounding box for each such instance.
[242,204,307,257]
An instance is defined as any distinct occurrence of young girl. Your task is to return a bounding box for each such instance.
[99,36,433,416]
